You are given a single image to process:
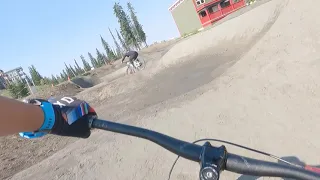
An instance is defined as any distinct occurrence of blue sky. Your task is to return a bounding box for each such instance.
[0,0,179,77]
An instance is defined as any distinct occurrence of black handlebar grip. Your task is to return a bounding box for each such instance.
[226,153,320,180]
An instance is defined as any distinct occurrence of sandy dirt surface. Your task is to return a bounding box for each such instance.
[3,0,320,179]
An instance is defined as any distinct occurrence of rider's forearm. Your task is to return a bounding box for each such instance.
[0,96,44,136]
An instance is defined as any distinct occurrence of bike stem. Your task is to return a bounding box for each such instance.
[199,142,227,180]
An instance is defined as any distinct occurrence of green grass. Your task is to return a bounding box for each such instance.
[0,89,12,98]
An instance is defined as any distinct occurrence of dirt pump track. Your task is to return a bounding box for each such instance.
[2,0,320,179]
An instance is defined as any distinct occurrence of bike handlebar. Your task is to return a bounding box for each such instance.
[91,119,320,180]
[226,154,319,180]
[91,119,202,161]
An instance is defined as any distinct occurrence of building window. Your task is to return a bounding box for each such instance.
[196,0,205,6]
[199,10,207,17]
[220,0,231,8]
[207,5,219,13]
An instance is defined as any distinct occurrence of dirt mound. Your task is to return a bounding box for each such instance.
[86,61,123,79]
[76,73,146,105]
[71,76,101,88]
[27,81,82,99]
[100,67,127,82]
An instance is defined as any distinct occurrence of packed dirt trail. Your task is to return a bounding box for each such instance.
[10,0,320,179]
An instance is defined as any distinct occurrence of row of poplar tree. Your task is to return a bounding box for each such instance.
[29,2,147,87]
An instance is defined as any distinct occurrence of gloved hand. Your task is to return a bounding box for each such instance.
[20,97,97,139]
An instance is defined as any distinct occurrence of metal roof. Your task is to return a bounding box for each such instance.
[5,67,23,74]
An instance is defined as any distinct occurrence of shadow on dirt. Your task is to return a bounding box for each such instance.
[237,156,320,180]
[71,76,101,88]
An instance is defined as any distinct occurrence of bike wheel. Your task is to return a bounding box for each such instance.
[126,66,135,75]
[137,58,146,70]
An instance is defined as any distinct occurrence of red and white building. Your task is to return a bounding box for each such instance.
[169,0,246,35]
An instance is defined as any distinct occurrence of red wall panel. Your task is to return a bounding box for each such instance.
[194,0,245,28]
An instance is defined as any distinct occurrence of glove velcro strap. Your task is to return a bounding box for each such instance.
[39,102,55,131]
[19,101,55,139]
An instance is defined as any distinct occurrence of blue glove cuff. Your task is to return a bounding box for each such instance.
[19,102,56,139]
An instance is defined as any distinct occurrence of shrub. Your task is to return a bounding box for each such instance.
[8,80,30,99]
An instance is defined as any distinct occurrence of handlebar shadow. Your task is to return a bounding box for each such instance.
[237,156,320,180]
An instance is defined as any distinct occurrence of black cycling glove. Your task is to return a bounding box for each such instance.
[20,97,97,139]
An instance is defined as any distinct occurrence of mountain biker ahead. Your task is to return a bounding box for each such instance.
[121,50,139,67]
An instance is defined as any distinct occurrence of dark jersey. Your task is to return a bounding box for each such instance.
[122,51,139,62]
[124,51,138,59]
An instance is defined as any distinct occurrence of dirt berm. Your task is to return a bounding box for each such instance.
[153,0,279,71]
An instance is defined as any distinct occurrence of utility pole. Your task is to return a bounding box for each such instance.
[21,72,34,95]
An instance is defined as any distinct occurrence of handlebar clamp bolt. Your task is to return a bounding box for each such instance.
[200,167,219,180]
